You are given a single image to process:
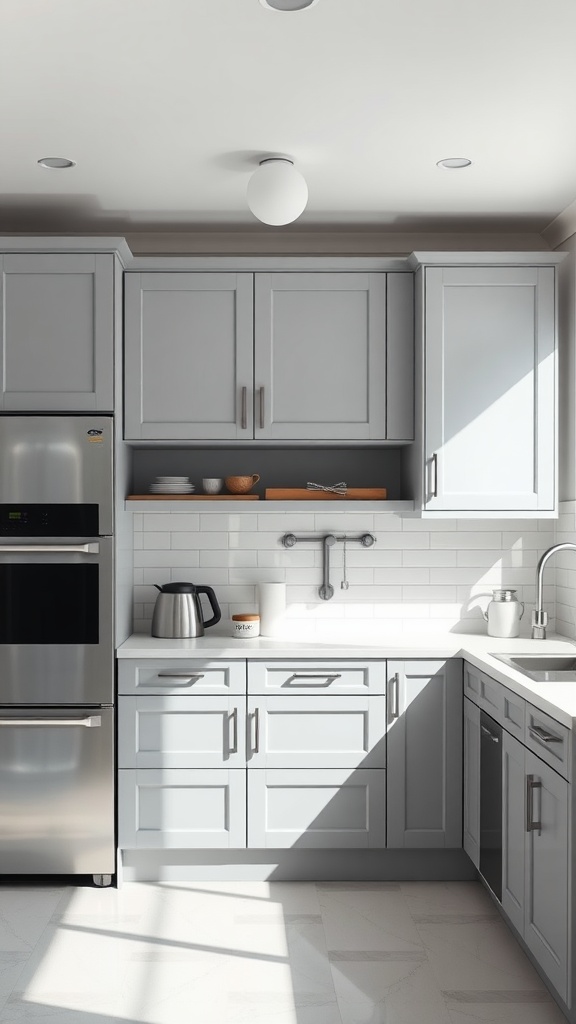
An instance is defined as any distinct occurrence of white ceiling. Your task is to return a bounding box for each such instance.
[1,0,576,234]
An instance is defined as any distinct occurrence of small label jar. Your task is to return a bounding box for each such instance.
[231,614,260,638]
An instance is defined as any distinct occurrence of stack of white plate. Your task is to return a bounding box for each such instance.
[149,476,195,494]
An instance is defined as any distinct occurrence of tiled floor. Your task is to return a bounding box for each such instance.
[0,880,567,1023]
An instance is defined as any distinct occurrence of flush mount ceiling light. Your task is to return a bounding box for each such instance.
[259,0,319,10]
[37,156,76,169]
[247,158,308,226]
[436,157,472,169]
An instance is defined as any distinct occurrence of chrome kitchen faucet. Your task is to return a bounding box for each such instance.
[532,542,576,638]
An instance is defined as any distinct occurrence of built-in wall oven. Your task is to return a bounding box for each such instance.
[0,416,115,882]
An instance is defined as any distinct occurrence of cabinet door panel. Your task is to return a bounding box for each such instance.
[463,697,480,868]
[247,696,385,768]
[254,273,386,440]
[118,768,246,849]
[386,660,462,848]
[124,273,253,439]
[501,732,526,933]
[424,266,555,511]
[524,751,569,1002]
[118,696,245,768]
[247,768,386,848]
[0,254,114,411]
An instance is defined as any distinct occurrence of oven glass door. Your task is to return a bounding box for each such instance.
[0,540,113,705]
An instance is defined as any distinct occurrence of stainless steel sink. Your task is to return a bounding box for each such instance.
[492,653,576,682]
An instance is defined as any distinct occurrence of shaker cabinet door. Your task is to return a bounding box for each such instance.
[0,254,114,411]
[423,265,555,512]
[254,273,389,440]
[386,659,462,848]
[124,272,254,439]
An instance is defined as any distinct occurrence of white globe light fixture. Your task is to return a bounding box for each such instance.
[247,158,308,226]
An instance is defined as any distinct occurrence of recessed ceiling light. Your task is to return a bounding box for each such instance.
[37,157,76,169]
[259,0,319,10]
[436,157,472,169]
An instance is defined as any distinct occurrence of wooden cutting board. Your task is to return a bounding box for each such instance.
[265,488,387,501]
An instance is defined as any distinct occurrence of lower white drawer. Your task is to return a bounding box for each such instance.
[247,768,386,849]
[118,769,247,849]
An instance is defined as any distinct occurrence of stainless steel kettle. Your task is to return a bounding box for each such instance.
[151,581,221,638]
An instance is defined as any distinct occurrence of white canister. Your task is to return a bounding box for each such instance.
[231,614,260,638]
[258,582,286,637]
[483,589,525,638]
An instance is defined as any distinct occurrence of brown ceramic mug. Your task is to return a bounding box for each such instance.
[224,474,260,494]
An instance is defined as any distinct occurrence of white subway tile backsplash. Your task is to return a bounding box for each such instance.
[143,532,171,549]
[130,508,565,638]
[143,513,199,532]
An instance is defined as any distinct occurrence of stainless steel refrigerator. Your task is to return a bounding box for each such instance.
[0,416,115,884]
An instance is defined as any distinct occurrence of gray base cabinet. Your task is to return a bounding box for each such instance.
[386,659,463,848]
[502,732,569,1003]
[0,253,115,411]
[118,657,388,853]
[464,661,571,1009]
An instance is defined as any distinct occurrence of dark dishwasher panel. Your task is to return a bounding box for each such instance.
[479,710,503,901]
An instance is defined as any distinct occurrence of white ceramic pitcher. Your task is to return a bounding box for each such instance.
[483,589,525,638]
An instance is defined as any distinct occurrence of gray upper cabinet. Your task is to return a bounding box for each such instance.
[124,273,254,440]
[411,258,559,514]
[254,273,412,441]
[386,659,463,848]
[0,253,115,412]
[124,270,413,442]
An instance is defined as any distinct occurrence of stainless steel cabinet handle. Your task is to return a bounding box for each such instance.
[259,386,265,429]
[481,724,500,744]
[431,454,438,499]
[529,725,561,744]
[241,386,247,430]
[389,672,400,720]
[156,673,205,682]
[285,673,342,686]
[0,543,100,554]
[252,707,260,754]
[229,707,238,754]
[0,716,101,728]
[526,774,542,834]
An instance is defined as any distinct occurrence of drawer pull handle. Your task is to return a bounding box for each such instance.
[156,673,205,683]
[529,725,562,744]
[526,774,542,835]
[252,707,260,754]
[284,673,342,687]
[389,672,400,721]
[229,707,238,754]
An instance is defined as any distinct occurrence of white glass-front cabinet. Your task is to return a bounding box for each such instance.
[410,255,561,515]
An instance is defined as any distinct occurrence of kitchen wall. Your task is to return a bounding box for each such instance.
[133,510,555,639]
[554,501,576,640]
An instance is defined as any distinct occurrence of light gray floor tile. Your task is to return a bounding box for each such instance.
[0,881,564,1024]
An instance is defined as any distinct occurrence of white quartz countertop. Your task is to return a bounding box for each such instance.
[117,631,576,728]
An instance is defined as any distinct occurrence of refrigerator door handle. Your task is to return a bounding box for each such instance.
[0,716,102,728]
